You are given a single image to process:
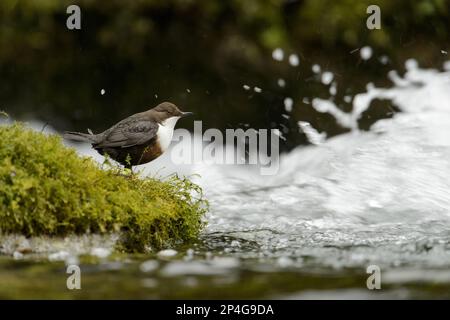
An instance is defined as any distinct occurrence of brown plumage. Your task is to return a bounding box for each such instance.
[64,102,193,169]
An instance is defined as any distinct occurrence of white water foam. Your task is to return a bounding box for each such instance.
[187,60,450,269]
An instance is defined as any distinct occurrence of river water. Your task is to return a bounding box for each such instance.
[1,60,450,299]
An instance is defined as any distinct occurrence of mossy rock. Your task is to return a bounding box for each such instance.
[0,122,207,252]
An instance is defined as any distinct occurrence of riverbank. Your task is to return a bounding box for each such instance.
[0,123,208,252]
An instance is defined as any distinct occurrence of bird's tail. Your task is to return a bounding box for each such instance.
[63,131,98,143]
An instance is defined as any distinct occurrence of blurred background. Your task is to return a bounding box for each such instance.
[1,0,448,151]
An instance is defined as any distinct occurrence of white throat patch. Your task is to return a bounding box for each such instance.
[157,116,180,152]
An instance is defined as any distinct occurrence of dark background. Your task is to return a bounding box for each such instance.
[0,0,448,152]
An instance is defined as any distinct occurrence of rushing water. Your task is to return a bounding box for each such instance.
[199,59,450,267]
[1,60,450,299]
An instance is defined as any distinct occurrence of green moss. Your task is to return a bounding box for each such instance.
[0,122,208,252]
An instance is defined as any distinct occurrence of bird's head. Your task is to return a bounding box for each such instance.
[150,102,193,127]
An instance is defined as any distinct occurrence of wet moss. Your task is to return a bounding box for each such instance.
[0,122,207,252]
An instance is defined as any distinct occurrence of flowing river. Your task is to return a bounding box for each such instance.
[1,60,450,299]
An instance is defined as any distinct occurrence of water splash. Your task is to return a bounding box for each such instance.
[191,59,450,271]
[298,121,326,145]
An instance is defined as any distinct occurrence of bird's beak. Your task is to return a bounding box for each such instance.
[180,111,194,118]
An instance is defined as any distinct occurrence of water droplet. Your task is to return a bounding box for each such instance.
[288,54,299,66]
[284,97,293,112]
[379,55,389,65]
[329,83,337,96]
[360,46,372,60]
[272,48,284,61]
[344,95,352,103]
[312,64,321,74]
[321,72,334,85]
[405,59,418,70]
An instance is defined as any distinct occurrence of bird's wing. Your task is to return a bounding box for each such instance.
[94,118,159,148]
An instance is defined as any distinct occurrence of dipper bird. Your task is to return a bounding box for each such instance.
[64,102,193,169]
